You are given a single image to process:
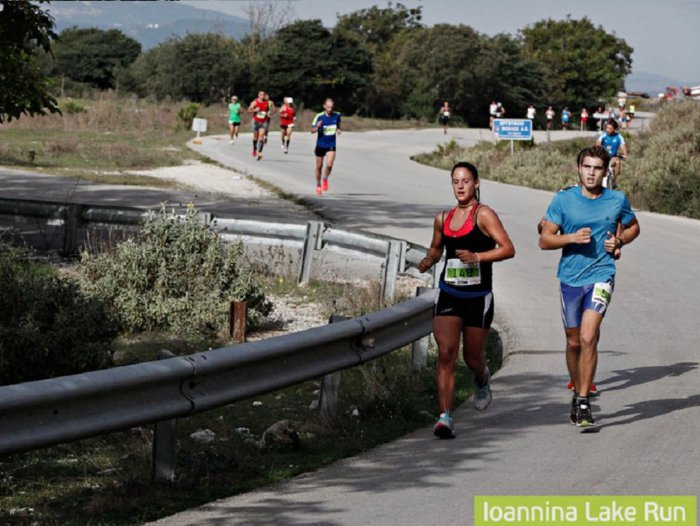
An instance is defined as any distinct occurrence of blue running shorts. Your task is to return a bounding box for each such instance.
[559,280,614,328]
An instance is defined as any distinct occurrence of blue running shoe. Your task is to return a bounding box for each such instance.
[433,412,455,439]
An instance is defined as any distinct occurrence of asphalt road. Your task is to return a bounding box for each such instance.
[151,120,700,524]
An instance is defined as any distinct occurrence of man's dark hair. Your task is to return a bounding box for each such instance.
[577,146,611,170]
[607,119,619,130]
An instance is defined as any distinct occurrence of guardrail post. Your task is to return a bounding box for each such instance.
[319,315,347,420]
[298,220,323,285]
[382,240,402,304]
[230,301,247,343]
[152,350,177,483]
[62,203,83,256]
[411,287,433,370]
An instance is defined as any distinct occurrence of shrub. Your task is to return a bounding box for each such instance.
[0,242,118,386]
[62,100,87,114]
[177,102,200,130]
[79,206,272,337]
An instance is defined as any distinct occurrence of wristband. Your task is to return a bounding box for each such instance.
[616,236,624,247]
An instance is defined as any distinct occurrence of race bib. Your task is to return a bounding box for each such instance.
[256,111,268,119]
[592,282,613,310]
[322,124,337,136]
[444,258,481,286]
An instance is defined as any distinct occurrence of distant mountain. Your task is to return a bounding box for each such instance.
[46,1,249,49]
[625,71,692,97]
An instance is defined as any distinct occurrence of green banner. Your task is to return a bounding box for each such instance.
[475,496,696,526]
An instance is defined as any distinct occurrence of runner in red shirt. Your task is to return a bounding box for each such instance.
[248,91,270,160]
[279,97,296,154]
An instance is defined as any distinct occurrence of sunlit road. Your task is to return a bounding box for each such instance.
[152,119,700,525]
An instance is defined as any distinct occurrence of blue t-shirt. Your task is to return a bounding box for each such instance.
[544,186,636,286]
[598,132,625,157]
[312,111,341,148]
[562,110,571,123]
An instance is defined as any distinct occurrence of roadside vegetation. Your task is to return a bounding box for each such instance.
[0,210,504,524]
[415,100,700,219]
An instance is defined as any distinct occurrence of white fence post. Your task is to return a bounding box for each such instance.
[382,240,402,304]
[411,287,433,369]
[298,220,323,285]
[152,350,178,483]
[319,315,347,420]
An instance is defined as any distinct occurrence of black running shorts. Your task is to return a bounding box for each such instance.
[434,290,494,329]
[315,146,336,157]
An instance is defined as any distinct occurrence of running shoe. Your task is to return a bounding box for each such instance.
[569,396,577,425]
[281,143,285,150]
[315,184,322,196]
[575,398,596,427]
[252,149,257,158]
[257,152,262,161]
[567,382,598,396]
[433,412,455,439]
[284,147,289,154]
[473,367,492,410]
[230,139,234,144]
[322,178,329,192]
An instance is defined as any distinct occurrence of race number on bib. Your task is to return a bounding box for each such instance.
[256,111,268,119]
[444,258,481,286]
[322,124,337,136]
[592,282,613,309]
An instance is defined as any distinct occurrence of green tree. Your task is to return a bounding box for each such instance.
[50,27,141,90]
[334,3,423,117]
[521,17,632,109]
[334,2,422,52]
[0,0,59,123]
[129,33,248,104]
[257,20,372,113]
[377,25,481,124]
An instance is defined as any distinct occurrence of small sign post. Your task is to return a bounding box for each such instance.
[493,118,533,155]
[191,117,208,145]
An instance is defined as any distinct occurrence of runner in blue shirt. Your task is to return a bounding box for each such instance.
[539,145,640,428]
[596,119,628,181]
[310,98,341,195]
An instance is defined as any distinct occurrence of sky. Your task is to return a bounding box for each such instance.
[182,0,700,84]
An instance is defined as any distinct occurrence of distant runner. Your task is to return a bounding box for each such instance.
[561,108,571,130]
[418,162,515,439]
[311,98,341,195]
[580,107,589,131]
[539,146,640,428]
[264,93,275,145]
[545,106,555,131]
[526,104,536,121]
[248,91,270,160]
[279,97,296,154]
[596,120,628,181]
[438,101,451,134]
[228,95,242,144]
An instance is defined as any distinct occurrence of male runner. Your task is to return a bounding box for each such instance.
[228,95,242,144]
[279,97,296,153]
[539,145,640,427]
[248,91,270,160]
[263,93,275,145]
[561,108,571,130]
[311,98,341,196]
[545,106,555,131]
[596,120,628,180]
[438,101,451,134]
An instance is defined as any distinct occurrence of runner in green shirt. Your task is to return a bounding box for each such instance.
[228,95,242,144]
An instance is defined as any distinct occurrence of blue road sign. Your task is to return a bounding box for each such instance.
[493,118,532,140]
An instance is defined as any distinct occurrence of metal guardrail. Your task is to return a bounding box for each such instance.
[0,290,438,456]
[0,197,439,300]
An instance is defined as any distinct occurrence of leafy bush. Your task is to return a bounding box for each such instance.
[0,242,118,386]
[177,102,200,130]
[62,100,87,114]
[79,206,272,337]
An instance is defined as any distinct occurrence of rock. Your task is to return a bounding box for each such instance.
[261,420,300,451]
[308,399,319,410]
[190,428,217,444]
[252,400,263,407]
[234,427,251,437]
